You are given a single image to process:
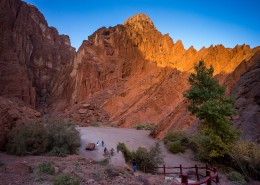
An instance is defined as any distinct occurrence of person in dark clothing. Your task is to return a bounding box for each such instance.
[132,161,137,172]
[102,140,104,147]
[104,147,107,154]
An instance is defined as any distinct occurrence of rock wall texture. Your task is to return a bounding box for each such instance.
[226,52,260,142]
[0,0,76,108]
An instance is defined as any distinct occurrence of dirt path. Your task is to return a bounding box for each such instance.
[78,126,200,168]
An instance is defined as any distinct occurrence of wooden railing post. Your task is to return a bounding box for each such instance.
[206,170,212,185]
[181,174,188,185]
[180,164,182,175]
[214,168,220,183]
[195,164,200,181]
[163,164,166,175]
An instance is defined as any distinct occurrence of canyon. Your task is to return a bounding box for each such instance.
[0,0,259,150]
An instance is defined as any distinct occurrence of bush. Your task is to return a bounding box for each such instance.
[45,120,80,156]
[163,131,189,154]
[227,171,247,185]
[134,123,157,131]
[36,161,55,175]
[6,119,80,156]
[53,173,80,185]
[163,131,188,144]
[166,141,185,154]
[98,158,109,166]
[6,122,48,155]
[116,142,132,162]
[133,143,164,172]
[117,142,164,173]
[229,141,260,180]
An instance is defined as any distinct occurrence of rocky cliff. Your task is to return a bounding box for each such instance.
[0,0,75,150]
[0,0,76,108]
[64,13,259,141]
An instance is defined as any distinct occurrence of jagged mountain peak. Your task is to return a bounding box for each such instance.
[123,13,154,28]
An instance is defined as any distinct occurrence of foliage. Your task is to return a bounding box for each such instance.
[184,61,239,160]
[6,119,80,156]
[227,171,247,185]
[166,141,185,154]
[116,142,132,162]
[134,123,157,131]
[6,122,48,156]
[132,142,164,172]
[229,141,260,180]
[98,158,109,166]
[53,173,80,185]
[45,119,80,156]
[163,131,188,154]
[163,131,188,145]
[117,142,164,173]
[36,161,55,175]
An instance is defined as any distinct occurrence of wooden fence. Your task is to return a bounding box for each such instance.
[146,164,220,185]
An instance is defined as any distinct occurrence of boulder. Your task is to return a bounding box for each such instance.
[86,143,96,150]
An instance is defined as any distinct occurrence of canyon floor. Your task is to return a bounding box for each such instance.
[0,126,236,185]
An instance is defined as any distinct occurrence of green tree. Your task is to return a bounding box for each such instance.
[184,61,239,160]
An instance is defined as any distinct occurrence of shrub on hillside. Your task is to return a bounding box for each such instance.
[166,141,185,154]
[116,142,132,162]
[163,131,189,154]
[229,141,260,180]
[132,142,164,172]
[117,142,164,173]
[53,173,79,185]
[227,171,247,185]
[36,161,55,175]
[163,131,188,144]
[6,119,80,156]
[134,123,157,131]
[45,120,80,156]
[6,122,48,156]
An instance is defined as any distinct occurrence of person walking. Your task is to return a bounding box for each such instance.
[102,140,104,147]
[104,147,107,154]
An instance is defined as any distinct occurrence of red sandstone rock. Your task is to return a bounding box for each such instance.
[0,0,75,108]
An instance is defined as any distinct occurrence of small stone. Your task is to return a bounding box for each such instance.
[86,179,95,184]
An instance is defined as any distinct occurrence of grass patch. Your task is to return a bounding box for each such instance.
[36,161,55,175]
[134,123,157,131]
[53,173,80,185]
[227,171,247,185]
[98,158,109,166]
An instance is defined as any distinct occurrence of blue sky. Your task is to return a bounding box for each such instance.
[23,0,260,51]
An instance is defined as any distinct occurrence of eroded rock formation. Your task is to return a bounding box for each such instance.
[0,0,75,150]
[66,13,259,141]
[0,0,75,108]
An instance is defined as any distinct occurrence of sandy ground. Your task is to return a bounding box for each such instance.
[78,127,200,168]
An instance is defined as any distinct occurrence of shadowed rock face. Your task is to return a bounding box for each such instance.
[0,0,75,108]
[65,13,259,140]
[0,0,75,150]
[225,52,260,142]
